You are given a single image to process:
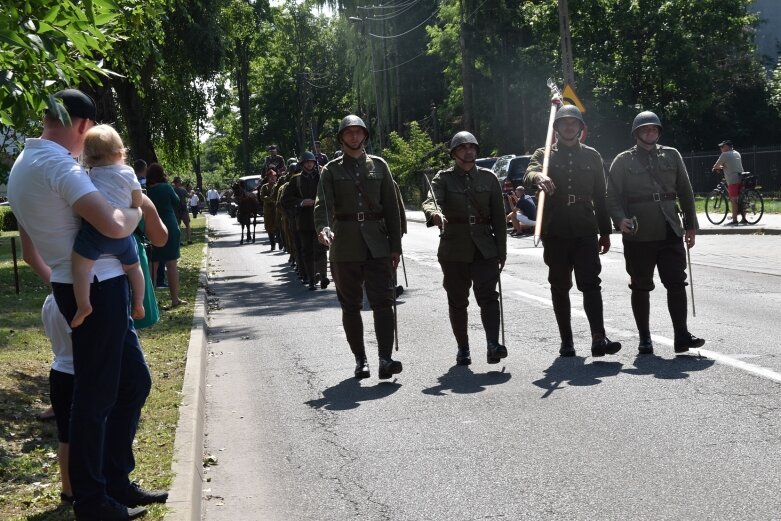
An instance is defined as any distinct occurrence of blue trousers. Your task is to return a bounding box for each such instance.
[52,275,151,509]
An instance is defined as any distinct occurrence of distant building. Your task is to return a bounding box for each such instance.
[751,0,781,68]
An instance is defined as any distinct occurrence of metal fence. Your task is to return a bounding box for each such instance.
[682,145,781,194]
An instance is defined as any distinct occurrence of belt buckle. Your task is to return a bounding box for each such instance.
[357,212,365,222]
[567,194,576,205]
[652,193,661,202]
[469,215,476,225]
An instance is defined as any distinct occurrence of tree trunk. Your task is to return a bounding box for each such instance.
[114,78,157,165]
[236,39,251,178]
[459,6,475,132]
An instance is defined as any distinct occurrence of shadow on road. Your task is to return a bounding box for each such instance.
[622,352,715,380]
[533,357,624,398]
[422,365,511,396]
[305,377,401,411]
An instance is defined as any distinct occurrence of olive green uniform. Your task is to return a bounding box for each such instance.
[606,144,698,342]
[259,182,278,249]
[525,142,612,345]
[314,153,402,361]
[421,165,506,349]
[282,169,328,286]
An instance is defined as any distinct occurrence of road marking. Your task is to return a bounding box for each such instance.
[512,289,781,385]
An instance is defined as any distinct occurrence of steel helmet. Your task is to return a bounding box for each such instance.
[449,131,480,154]
[287,157,297,166]
[337,115,368,140]
[631,111,662,134]
[300,151,316,162]
[554,105,585,129]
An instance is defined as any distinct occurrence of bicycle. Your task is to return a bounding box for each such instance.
[704,172,764,225]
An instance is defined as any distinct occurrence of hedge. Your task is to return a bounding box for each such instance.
[0,206,18,231]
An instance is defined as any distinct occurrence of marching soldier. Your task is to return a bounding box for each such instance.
[421,131,507,366]
[263,144,286,174]
[525,105,621,358]
[606,111,704,355]
[282,152,329,290]
[258,170,279,250]
[315,115,403,380]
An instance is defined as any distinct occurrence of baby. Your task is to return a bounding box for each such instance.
[71,124,145,327]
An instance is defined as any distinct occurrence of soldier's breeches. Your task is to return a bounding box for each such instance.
[542,236,602,292]
[332,259,395,357]
[622,234,686,292]
[297,230,327,280]
[440,257,500,344]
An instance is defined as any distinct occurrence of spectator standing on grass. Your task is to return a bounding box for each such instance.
[172,176,192,244]
[8,88,167,519]
[207,186,220,215]
[146,163,187,309]
[190,190,201,219]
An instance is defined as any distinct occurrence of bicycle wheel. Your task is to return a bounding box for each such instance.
[741,189,764,224]
[705,191,728,225]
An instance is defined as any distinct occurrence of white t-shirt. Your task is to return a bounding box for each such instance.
[7,138,124,283]
[207,188,219,200]
[190,194,200,206]
[41,294,74,375]
[89,164,141,208]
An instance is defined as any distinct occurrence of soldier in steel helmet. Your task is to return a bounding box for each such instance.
[263,145,286,174]
[607,111,704,355]
[282,151,329,290]
[525,105,621,358]
[314,115,403,380]
[421,131,507,366]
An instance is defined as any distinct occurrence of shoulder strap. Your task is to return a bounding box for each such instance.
[341,164,380,212]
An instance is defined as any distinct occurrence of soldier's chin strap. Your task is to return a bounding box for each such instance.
[636,133,660,147]
[452,152,475,166]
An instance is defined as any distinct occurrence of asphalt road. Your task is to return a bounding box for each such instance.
[203,214,781,520]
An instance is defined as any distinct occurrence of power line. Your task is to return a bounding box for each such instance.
[371,50,428,72]
[361,0,423,21]
[367,6,439,39]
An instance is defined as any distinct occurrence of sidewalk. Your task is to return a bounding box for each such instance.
[406,210,781,235]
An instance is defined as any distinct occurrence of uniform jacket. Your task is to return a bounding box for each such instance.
[314,153,402,262]
[607,144,698,242]
[525,142,611,238]
[259,182,277,228]
[281,169,320,231]
[421,164,507,262]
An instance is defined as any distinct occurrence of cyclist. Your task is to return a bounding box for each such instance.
[712,139,745,225]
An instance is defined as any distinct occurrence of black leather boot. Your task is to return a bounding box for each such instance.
[591,334,621,357]
[486,340,508,364]
[456,346,471,366]
[354,358,370,379]
[378,358,403,379]
[674,332,705,353]
[632,290,653,355]
[559,338,576,357]
[638,336,654,355]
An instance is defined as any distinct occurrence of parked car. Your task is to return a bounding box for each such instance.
[475,157,498,170]
[492,154,532,194]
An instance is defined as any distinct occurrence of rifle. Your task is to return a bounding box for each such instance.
[533,79,563,247]
[422,173,444,237]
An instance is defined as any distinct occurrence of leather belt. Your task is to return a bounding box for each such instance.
[627,192,677,203]
[446,215,490,224]
[334,212,384,222]
[556,194,592,205]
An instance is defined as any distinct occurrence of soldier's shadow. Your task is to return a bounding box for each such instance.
[622,352,715,380]
[532,357,623,398]
[305,377,401,411]
[422,365,511,396]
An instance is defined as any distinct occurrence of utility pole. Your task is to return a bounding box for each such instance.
[558,0,575,86]
[459,0,475,131]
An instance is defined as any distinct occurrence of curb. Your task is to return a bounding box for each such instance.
[165,242,209,520]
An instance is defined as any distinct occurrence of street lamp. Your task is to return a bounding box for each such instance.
[348,16,384,150]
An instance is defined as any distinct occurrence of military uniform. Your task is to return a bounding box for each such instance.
[314,153,402,368]
[259,181,278,250]
[264,154,285,174]
[277,174,302,272]
[282,167,328,289]
[607,138,701,352]
[421,163,507,360]
[525,140,619,356]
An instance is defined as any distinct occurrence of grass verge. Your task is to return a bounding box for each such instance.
[0,217,207,520]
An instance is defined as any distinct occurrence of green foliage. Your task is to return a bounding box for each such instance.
[0,207,18,232]
[381,121,449,185]
[0,0,120,132]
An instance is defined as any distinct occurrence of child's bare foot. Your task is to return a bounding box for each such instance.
[71,306,92,328]
[131,303,145,320]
